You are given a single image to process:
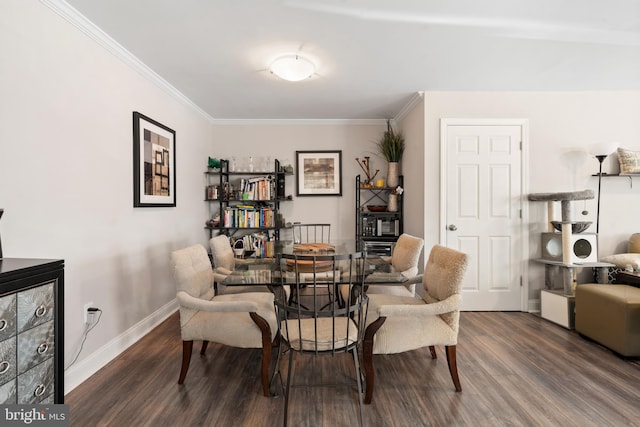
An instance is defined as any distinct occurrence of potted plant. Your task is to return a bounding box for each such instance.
[377,119,405,187]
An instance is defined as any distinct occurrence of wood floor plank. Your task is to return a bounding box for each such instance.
[66,312,640,426]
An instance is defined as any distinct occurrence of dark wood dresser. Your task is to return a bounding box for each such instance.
[0,258,64,404]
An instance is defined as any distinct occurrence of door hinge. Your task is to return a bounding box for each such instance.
[519,209,522,219]
[519,140,523,150]
[520,276,523,287]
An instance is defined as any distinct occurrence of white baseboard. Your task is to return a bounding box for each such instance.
[64,299,178,396]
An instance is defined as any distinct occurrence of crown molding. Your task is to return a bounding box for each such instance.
[40,0,215,123]
[393,91,425,123]
[210,118,386,126]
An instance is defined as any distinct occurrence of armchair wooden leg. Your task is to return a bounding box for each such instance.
[363,317,387,404]
[178,340,193,384]
[445,345,462,392]
[429,345,437,359]
[250,312,273,397]
[200,340,209,355]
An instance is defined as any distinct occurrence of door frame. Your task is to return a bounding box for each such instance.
[439,118,530,312]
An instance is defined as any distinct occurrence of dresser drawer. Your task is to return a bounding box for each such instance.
[17,282,54,333]
[17,321,54,375]
[0,294,17,342]
[17,357,54,404]
[0,377,16,404]
[0,336,16,386]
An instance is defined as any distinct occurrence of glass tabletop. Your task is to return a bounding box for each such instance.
[222,248,407,287]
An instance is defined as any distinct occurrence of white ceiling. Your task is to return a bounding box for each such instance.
[63,0,640,121]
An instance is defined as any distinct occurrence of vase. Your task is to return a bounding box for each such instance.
[388,193,398,212]
[386,162,399,188]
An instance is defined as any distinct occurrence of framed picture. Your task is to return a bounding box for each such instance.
[296,150,342,196]
[133,111,176,207]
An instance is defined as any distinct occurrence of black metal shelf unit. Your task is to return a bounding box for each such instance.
[355,174,403,255]
[205,159,292,240]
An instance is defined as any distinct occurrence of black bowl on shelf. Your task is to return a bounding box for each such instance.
[550,221,592,234]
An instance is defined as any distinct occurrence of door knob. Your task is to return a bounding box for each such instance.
[448,224,457,231]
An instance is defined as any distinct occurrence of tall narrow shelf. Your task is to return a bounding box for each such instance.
[204,159,292,241]
[355,174,403,256]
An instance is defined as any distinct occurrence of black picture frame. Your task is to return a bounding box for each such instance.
[295,150,342,196]
[133,111,176,207]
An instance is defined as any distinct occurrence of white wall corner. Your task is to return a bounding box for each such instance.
[64,299,179,396]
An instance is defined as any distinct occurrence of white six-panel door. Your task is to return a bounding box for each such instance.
[440,119,528,311]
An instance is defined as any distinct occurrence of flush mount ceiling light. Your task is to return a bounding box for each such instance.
[270,54,316,82]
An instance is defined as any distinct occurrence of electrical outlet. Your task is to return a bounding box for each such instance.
[83,302,94,324]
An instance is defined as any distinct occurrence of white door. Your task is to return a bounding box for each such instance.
[440,119,527,311]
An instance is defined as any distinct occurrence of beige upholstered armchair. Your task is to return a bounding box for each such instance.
[366,233,424,297]
[170,244,277,396]
[362,244,468,404]
[210,235,270,294]
[339,233,424,303]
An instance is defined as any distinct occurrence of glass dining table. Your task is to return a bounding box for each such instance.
[220,239,408,289]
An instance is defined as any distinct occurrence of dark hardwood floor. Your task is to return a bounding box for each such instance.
[66,311,640,426]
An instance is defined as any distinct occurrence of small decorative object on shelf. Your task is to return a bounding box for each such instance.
[208,157,221,170]
[377,119,405,188]
[355,156,379,188]
[388,195,398,212]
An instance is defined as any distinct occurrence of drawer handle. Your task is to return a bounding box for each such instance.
[34,383,46,397]
[0,361,10,374]
[37,343,48,355]
[35,305,47,318]
[0,319,6,331]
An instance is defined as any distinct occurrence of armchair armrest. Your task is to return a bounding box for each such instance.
[377,294,461,318]
[402,273,423,285]
[177,291,259,312]
[214,266,233,275]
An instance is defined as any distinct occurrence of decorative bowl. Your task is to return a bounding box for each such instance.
[367,205,387,212]
[550,221,592,234]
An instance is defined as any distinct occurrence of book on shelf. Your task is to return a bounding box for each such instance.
[239,176,275,200]
[222,206,275,228]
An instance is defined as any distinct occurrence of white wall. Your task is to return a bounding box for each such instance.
[0,0,212,392]
[420,91,640,301]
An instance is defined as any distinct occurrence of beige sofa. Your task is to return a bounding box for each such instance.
[575,284,640,357]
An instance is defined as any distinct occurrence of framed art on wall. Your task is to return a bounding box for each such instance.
[295,150,342,196]
[133,111,176,207]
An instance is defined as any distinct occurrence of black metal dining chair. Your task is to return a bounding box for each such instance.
[292,223,331,244]
[274,252,368,427]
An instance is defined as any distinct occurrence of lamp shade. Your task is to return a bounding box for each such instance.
[270,54,315,82]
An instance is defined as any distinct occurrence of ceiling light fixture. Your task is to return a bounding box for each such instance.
[270,54,316,82]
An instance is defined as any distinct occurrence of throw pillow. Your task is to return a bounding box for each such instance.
[600,253,640,271]
[617,147,640,174]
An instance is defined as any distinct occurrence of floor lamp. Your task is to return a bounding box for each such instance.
[595,154,606,234]
[592,143,618,235]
